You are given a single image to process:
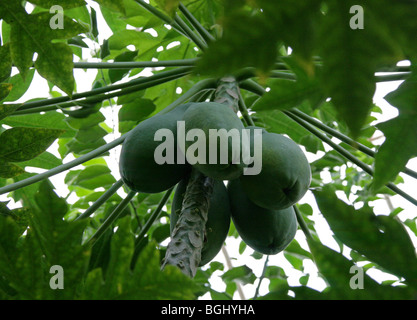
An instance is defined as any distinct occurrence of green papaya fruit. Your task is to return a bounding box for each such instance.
[170,177,231,266]
[119,104,192,193]
[240,126,311,210]
[227,179,298,255]
[181,102,246,180]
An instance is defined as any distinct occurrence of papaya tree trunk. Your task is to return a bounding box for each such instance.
[213,76,240,112]
[161,168,214,277]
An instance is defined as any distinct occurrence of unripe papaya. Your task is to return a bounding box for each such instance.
[180,102,247,180]
[240,127,311,210]
[227,179,297,255]
[119,104,192,193]
[170,177,231,266]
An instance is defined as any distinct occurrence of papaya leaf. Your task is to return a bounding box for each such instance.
[0,215,22,287]
[307,239,416,299]
[0,43,12,82]
[366,0,417,57]
[0,159,25,178]
[0,104,20,122]
[108,29,160,54]
[118,98,156,123]
[318,0,385,138]
[65,111,106,130]
[0,127,65,162]
[0,83,12,101]
[313,186,417,285]
[221,265,257,286]
[71,165,116,190]
[28,0,86,9]
[0,181,89,299]
[252,78,324,112]
[1,69,35,103]
[18,151,62,170]
[0,2,87,95]
[82,217,199,299]
[196,10,278,78]
[152,0,180,17]
[28,181,89,299]
[74,125,108,144]
[95,0,126,15]
[108,50,139,83]
[372,76,417,191]
[65,137,107,156]
[34,42,76,97]
[0,110,75,138]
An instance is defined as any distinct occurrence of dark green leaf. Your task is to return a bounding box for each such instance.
[0,43,12,82]
[95,0,126,15]
[75,125,108,144]
[221,265,256,286]
[108,50,139,83]
[313,185,417,285]
[307,239,416,299]
[18,151,62,170]
[65,137,107,156]
[35,42,76,96]
[0,83,12,101]
[0,127,65,162]
[318,0,386,137]
[29,0,86,9]
[65,111,106,130]
[29,181,89,299]
[1,69,35,102]
[252,78,323,112]
[82,217,198,299]
[0,110,75,138]
[71,165,116,190]
[0,159,25,178]
[0,104,20,121]
[372,76,417,190]
[3,5,86,92]
[196,10,278,77]
[118,98,156,122]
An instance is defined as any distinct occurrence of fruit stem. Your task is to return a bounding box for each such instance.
[253,255,269,300]
[133,0,188,37]
[178,3,216,44]
[294,205,312,240]
[0,135,126,196]
[131,186,175,269]
[237,90,255,126]
[85,190,137,247]
[75,179,125,221]
[13,66,193,114]
[161,168,214,278]
[73,58,198,69]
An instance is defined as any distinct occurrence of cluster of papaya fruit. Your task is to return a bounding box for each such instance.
[119,101,311,265]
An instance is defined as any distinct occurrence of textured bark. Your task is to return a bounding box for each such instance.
[213,76,240,112]
[161,169,214,277]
